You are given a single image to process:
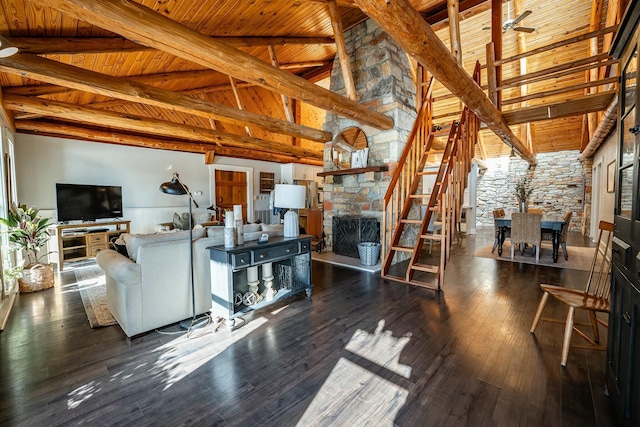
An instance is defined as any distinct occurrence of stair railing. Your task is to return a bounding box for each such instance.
[381,76,434,268]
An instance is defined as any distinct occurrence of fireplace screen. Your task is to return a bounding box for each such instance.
[332,216,379,258]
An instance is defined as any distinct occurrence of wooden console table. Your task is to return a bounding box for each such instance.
[208,235,312,330]
[48,220,130,270]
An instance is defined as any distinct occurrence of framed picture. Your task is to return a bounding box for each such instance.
[607,160,616,193]
[259,172,275,193]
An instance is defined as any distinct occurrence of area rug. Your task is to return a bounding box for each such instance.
[474,241,595,271]
[74,265,117,328]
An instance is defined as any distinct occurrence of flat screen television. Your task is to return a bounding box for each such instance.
[56,183,123,223]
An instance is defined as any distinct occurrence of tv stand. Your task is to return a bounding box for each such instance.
[49,220,130,270]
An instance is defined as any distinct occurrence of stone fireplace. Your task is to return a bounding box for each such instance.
[322,20,417,253]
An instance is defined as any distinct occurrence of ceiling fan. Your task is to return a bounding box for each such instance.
[483,2,536,33]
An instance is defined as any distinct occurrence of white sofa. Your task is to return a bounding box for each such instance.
[96,223,284,337]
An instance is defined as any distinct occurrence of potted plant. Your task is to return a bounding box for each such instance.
[0,204,55,292]
[513,176,534,212]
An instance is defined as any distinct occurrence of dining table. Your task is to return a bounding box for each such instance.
[494,214,566,263]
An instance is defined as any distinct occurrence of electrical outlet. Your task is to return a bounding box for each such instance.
[193,191,203,196]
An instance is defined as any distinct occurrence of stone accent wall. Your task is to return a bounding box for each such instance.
[322,20,417,249]
[476,150,586,232]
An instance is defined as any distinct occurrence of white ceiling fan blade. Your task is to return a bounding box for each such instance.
[513,26,536,33]
[511,10,532,26]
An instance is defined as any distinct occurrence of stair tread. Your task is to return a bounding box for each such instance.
[400,219,422,224]
[417,171,438,175]
[408,278,440,290]
[409,194,431,198]
[421,233,442,239]
[411,263,439,273]
[391,245,414,252]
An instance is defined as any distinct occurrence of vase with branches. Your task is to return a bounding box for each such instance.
[513,176,533,212]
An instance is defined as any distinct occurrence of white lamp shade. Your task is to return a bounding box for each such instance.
[273,184,306,209]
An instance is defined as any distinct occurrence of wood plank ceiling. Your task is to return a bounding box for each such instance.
[0,0,622,164]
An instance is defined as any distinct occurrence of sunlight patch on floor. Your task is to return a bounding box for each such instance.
[297,320,411,426]
[153,316,268,391]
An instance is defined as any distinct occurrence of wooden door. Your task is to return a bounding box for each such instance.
[215,170,247,222]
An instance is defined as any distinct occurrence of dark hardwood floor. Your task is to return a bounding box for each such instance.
[0,228,615,426]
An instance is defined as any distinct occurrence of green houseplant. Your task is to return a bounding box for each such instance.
[0,204,55,292]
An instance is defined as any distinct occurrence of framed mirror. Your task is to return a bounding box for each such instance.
[331,127,368,170]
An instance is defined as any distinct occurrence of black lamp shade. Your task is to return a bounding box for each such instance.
[159,173,188,195]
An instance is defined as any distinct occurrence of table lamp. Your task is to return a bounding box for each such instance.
[274,184,306,237]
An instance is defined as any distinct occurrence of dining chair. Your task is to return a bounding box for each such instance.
[510,212,541,262]
[491,208,509,253]
[527,207,543,214]
[529,220,614,366]
[541,209,573,260]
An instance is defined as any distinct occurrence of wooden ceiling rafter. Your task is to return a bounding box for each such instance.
[3,60,332,97]
[14,120,321,165]
[3,93,323,160]
[0,53,331,143]
[7,36,336,55]
[514,0,535,154]
[328,0,357,101]
[0,90,15,132]
[503,91,616,125]
[32,0,393,131]
[228,76,254,137]
[267,45,295,123]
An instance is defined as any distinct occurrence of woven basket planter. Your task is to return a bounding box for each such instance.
[18,263,55,292]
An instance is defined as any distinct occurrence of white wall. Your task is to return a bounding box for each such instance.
[14,134,282,232]
[591,129,617,230]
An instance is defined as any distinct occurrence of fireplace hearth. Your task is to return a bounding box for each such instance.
[332,216,379,258]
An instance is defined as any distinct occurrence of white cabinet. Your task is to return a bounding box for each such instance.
[281,163,322,183]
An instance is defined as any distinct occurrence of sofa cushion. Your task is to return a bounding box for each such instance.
[128,228,205,261]
[207,226,226,239]
[260,223,284,233]
[243,223,262,233]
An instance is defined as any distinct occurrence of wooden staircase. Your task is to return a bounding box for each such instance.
[381,63,481,291]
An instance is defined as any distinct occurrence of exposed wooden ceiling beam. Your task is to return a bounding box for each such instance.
[426,0,491,32]
[578,93,617,160]
[8,36,335,55]
[4,94,322,160]
[304,0,356,6]
[0,90,15,132]
[354,0,536,164]
[268,46,295,123]
[0,54,331,143]
[4,61,330,97]
[328,0,357,100]
[14,121,320,164]
[447,0,463,64]
[35,0,393,130]
[503,91,616,125]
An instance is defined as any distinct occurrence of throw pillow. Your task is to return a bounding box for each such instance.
[173,212,190,230]
[110,236,130,258]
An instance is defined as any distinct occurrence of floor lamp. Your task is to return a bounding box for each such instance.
[159,172,208,331]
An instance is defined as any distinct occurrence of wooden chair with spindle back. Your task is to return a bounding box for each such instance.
[530,220,614,366]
